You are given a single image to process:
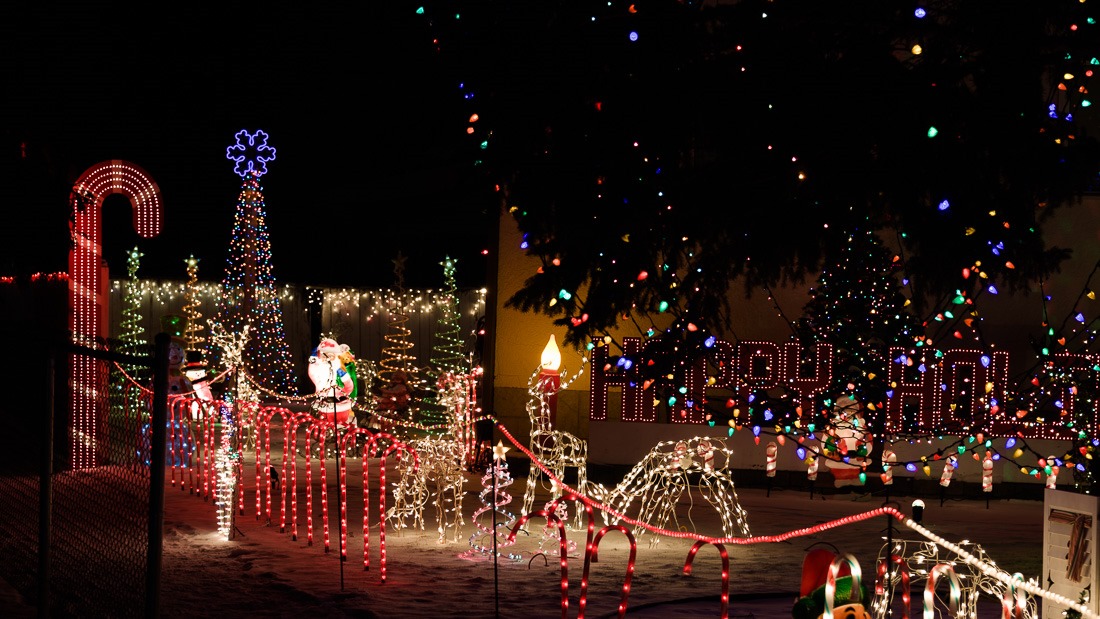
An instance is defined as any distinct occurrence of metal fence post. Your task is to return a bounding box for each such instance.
[146,333,169,619]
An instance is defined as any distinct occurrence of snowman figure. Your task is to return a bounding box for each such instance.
[182,350,214,420]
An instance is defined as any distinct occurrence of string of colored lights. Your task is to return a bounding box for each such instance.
[214,131,296,394]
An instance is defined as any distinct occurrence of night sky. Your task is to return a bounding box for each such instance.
[2,5,498,290]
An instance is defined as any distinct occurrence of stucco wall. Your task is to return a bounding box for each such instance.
[490,196,1100,480]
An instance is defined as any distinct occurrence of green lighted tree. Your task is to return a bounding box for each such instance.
[793,227,925,419]
[117,247,149,376]
[421,256,470,431]
[113,247,150,429]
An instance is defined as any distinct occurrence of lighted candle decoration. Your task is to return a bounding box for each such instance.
[807,454,819,481]
[1046,455,1060,489]
[522,336,590,530]
[539,334,563,427]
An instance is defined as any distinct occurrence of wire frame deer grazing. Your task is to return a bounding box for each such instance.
[587,436,751,548]
[521,347,590,531]
[387,368,480,543]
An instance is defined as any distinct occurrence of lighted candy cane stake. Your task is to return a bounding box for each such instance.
[544,493,638,618]
[766,441,778,477]
[68,161,164,469]
[824,553,864,619]
[982,451,994,493]
[938,454,958,507]
[1001,572,1029,619]
[764,441,779,497]
[923,564,961,619]
[940,455,957,487]
[880,449,896,485]
[683,540,731,618]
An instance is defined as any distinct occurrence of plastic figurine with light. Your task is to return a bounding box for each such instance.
[308,337,358,426]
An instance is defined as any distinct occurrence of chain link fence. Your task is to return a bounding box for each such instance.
[0,333,168,618]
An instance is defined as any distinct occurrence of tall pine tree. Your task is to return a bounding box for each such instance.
[213,130,296,395]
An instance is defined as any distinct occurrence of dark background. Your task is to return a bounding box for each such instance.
[1,5,498,290]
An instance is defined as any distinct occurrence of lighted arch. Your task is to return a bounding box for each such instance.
[68,160,164,469]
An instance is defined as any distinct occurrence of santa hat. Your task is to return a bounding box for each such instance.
[316,338,348,358]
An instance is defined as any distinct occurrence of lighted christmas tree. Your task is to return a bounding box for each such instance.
[787,227,926,481]
[117,246,149,361]
[113,246,150,429]
[212,130,297,395]
[421,256,469,431]
[432,256,468,374]
[379,252,423,392]
[793,227,924,411]
[181,254,206,354]
[461,441,523,561]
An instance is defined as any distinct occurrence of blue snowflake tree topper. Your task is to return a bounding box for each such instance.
[225,129,277,177]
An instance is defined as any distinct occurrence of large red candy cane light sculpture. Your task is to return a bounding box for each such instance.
[68,160,163,470]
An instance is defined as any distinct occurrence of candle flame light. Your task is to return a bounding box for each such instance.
[541,334,562,373]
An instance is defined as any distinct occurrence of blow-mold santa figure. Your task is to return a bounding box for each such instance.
[308,337,358,425]
[823,394,871,487]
